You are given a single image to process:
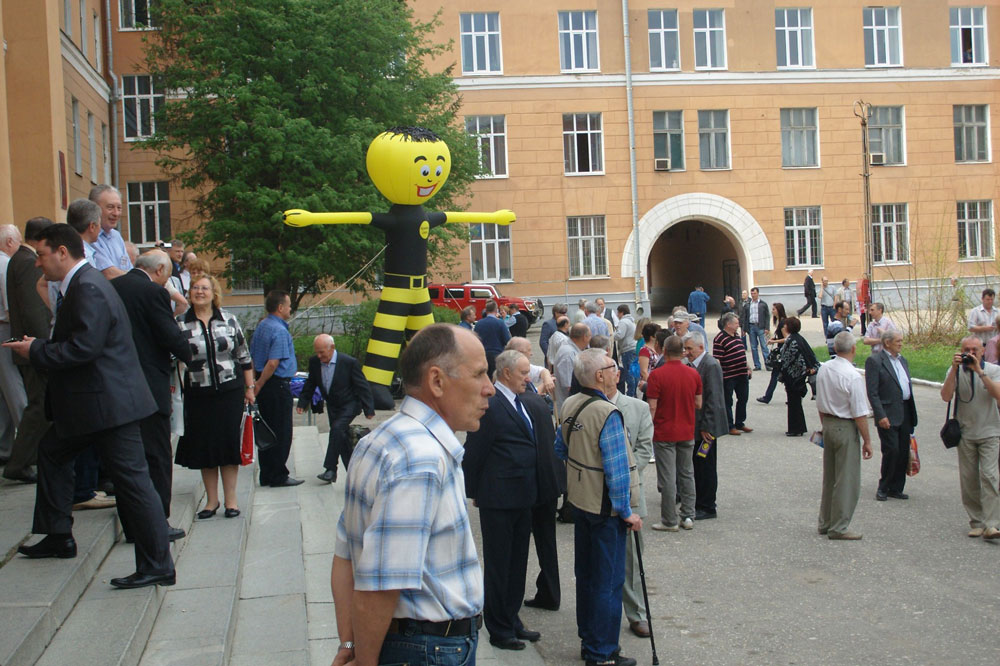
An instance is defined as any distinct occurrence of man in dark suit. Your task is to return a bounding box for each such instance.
[507,304,529,338]
[1,218,55,484]
[474,300,511,378]
[865,329,918,501]
[797,269,818,318]
[6,224,174,589]
[111,249,193,540]
[295,334,374,483]
[463,350,556,651]
[683,332,730,519]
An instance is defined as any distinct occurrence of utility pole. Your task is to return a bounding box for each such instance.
[853,100,874,285]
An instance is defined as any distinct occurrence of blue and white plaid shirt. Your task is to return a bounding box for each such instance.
[334,396,484,621]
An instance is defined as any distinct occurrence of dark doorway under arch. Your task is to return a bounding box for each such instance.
[646,219,742,316]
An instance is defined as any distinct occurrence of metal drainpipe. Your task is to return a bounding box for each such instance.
[621,0,642,310]
[104,0,119,189]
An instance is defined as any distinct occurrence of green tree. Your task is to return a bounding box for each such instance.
[140,0,476,310]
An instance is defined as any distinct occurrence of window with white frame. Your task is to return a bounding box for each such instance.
[957,200,993,259]
[863,6,902,66]
[101,123,111,183]
[567,215,607,278]
[71,98,81,175]
[460,13,502,74]
[64,0,72,37]
[558,10,599,72]
[780,108,819,167]
[466,115,507,178]
[88,113,97,183]
[122,74,163,139]
[648,9,680,70]
[698,110,729,170]
[126,181,171,243]
[94,13,102,73]
[954,104,989,162]
[871,203,909,264]
[653,110,684,170]
[950,7,987,65]
[784,207,823,267]
[470,223,512,281]
[693,9,726,69]
[868,106,904,164]
[775,8,814,68]
[563,113,603,174]
[120,0,158,29]
[79,0,87,55]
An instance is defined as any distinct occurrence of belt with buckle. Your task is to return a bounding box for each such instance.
[383,273,426,290]
[387,614,482,637]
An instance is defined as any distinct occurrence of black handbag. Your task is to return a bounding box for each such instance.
[939,395,961,449]
[249,403,278,452]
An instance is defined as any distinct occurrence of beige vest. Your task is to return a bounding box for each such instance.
[560,392,640,516]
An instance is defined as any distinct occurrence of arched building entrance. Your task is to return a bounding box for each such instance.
[620,193,775,316]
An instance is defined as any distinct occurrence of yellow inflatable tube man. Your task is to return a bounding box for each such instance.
[283,127,515,409]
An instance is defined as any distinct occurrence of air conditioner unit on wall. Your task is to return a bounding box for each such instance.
[654,157,671,171]
[870,152,886,166]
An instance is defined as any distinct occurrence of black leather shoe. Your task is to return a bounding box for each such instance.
[523,597,559,611]
[271,477,304,487]
[317,469,336,483]
[694,510,717,520]
[888,492,909,500]
[18,534,76,559]
[489,637,525,651]
[225,508,241,518]
[875,490,888,501]
[586,654,636,666]
[167,526,186,541]
[3,467,37,483]
[756,397,770,404]
[197,505,219,519]
[110,571,176,589]
[0,455,9,465]
[515,627,541,642]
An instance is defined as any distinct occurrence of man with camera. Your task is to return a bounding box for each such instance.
[940,337,1000,539]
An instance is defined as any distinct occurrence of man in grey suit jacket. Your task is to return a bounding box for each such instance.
[684,332,729,519]
[865,329,918,501]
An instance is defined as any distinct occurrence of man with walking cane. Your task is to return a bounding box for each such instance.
[555,348,642,666]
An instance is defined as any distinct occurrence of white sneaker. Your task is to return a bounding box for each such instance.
[651,523,679,532]
[680,517,694,530]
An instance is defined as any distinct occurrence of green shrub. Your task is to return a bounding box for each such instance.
[432,305,460,325]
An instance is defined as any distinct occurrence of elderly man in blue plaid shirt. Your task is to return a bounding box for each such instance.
[330,324,495,666]
[556,348,641,666]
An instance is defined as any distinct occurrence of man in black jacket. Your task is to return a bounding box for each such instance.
[112,249,193,540]
[463,350,559,651]
[797,269,818,318]
[865,329,917,501]
[7,224,173,589]
[296,334,374,483]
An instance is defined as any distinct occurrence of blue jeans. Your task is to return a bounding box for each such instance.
[820,305,835,337]
[379,625,478,665]
[748,325,769,369]
[620,351,638,397]
[575,509,627,662]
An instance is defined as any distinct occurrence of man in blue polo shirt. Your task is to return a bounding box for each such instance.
[88,185,133,279]
[250,290,301,487]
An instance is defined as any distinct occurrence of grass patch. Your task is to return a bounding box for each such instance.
[811,342,953,383]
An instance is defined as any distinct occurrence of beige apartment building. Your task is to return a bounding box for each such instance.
[412,0,1000,312]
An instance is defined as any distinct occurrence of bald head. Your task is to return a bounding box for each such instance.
[0,224,22,257]
[505,336,532,357]
[314,334,336,363]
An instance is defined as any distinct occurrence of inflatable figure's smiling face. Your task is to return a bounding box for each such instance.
[366,129,451,206]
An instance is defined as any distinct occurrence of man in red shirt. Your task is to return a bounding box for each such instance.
[646,336,702,531]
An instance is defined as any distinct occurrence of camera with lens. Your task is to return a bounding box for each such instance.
[961,353,976,367]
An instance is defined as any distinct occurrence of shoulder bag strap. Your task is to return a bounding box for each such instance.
[563,396,603,450]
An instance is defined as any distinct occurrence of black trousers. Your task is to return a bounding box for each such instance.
[529,498,560,607]
[256,377,294,486]
[323,403,359,473]
[479,506,531,641]
[692,436,717,513]
[34,421,173,575]
[878,405,913,494]
[5,364,48,474]
[785,381,807,434]
[797,295,817,317]
[139,411,173,519]
[723,375,749,429]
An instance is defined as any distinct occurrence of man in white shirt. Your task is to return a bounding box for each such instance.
[816,331,873,540]
[89,185,133,279]
[967,288,997,345]
[940,336,1000,539]
[862,302,898,353]
[553,323,590,414]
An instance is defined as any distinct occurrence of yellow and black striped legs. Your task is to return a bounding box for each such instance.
[362,276,435,388]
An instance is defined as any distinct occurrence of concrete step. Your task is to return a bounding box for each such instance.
[28,468,205,666]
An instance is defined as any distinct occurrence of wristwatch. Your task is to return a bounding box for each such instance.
[338,641,355,652]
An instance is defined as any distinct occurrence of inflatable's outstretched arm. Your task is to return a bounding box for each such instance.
[282,209,373,227]
[443,210,516,226]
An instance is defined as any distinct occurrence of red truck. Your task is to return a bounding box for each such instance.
[428,283,544,325]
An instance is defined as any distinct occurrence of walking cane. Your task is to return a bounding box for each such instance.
[633,529,659,665]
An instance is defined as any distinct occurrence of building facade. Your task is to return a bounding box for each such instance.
[412,0,1000,313]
